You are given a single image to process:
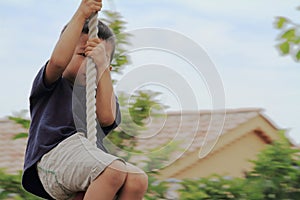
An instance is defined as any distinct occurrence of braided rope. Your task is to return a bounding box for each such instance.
[86,13,98,146]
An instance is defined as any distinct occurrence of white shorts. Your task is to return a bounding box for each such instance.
[37,132,123,200]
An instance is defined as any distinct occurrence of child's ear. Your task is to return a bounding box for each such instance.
[109,65,112,71]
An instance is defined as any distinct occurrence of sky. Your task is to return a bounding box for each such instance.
[0,0,300,144]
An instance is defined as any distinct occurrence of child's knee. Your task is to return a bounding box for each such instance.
[126,171,148,194]
[107,160,127,173]
[100,160,127,189]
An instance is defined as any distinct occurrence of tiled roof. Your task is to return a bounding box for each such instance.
[0,108,277,174]
[136,108,264,151]
[129,108,277,166]
[0,119,27,174]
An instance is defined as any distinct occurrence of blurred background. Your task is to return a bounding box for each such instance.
[1,0,300,199]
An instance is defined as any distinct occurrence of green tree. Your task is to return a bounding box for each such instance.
[101,11,131,77]
[245,134,300,199]
[179,176,247,200]
[274,7,300,62]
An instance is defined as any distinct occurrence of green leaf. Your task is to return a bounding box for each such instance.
[8,116,30,129]
[281,29,296,40]
[12,132,28,140]
[292,36,300,44]
[279,42,290,55]
[275,17,287,29]
[295,50,300,61]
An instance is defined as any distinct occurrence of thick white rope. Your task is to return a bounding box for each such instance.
[86,12,98,146]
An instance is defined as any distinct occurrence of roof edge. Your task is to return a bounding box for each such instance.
[166,107,264,116]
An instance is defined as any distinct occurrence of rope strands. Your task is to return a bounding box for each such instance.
[86,12,98,146]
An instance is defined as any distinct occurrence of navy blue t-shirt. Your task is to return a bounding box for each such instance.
[22,63,121,199]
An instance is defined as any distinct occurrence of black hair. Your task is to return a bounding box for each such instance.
[61,19,115,63]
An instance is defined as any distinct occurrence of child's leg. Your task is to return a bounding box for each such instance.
[117,163,148,200]
[84,160,127,200]
[81,162,148,200]
[72,160,127,200]
[37,133,128,200]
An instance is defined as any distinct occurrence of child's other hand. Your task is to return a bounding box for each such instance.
[78,0,102,19]
[85,38,111,74]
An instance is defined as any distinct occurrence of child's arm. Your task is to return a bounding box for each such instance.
[45,0,102,86]
[85,38,117,127]
[96,68,117,127]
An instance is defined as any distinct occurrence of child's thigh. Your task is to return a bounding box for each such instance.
[37,132,121,199]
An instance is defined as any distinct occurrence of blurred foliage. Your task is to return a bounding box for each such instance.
[179,176,247,199]
[274,7,300,62]
[145,176,169,200]
[8,110,30,140]
[245,133,300,199]
[0,169,41,200]
[101,10,131,76]
[105,91,157,160]
[128,90,165,126]
[12,132,29,140]
[8,110,30,129]
[105,90,167,157]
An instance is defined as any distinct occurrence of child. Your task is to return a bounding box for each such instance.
[22,0,148,199]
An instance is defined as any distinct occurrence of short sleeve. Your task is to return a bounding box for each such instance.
[30,62,61,100]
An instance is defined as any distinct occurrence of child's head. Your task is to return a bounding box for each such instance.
[82,20,115,63]
[62,20,116,62]
[62,20,116,84]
